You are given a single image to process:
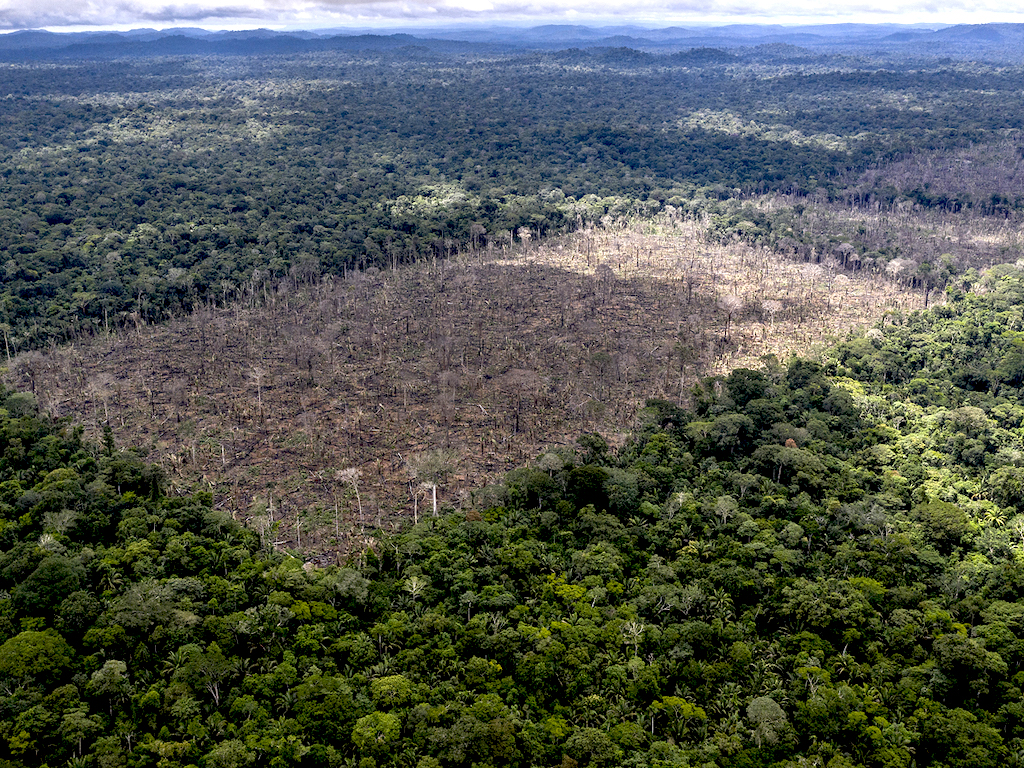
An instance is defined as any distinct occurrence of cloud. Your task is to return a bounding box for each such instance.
[0,0,1021,31]
[136,4,265,22]
[0,0,261,29]
[303,0,1023,24]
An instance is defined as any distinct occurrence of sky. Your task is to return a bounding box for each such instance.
[0,0,1021,33]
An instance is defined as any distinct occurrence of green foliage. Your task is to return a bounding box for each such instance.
[4,47,1024,351]
[352,711,402,756]
[0,629,74,685]
[10,131,1024,765]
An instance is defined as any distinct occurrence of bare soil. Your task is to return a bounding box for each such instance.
[5,215,931,557]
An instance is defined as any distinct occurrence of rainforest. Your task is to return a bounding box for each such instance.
[3,22,1024,768]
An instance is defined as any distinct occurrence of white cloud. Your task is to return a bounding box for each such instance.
[0,0,1021,31]
[0,0,261,29]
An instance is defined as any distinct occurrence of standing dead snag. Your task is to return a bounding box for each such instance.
[470,223,487,251]
[719,295,744,343]
[337,467,363,530]
[248,365,268,421]
[407,449,458,519]
[761,299,782,330]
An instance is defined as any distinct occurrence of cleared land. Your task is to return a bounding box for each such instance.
[4,214,945,556]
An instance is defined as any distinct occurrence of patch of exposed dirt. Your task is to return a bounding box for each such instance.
[5,215,930,556]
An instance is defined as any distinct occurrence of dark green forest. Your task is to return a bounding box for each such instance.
[5,254,1024,767]
[3,47,1024,349]
[6,31,1024,768]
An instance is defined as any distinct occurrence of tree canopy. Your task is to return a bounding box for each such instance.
[3,261,1024,766]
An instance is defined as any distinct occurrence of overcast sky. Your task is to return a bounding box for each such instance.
[0,0,1021,33]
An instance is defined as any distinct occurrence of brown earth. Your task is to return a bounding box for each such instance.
[4,214,933,558]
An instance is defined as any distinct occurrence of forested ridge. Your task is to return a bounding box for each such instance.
[4,262,1024,767]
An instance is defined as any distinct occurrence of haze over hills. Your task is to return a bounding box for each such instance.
[3,22,1024,61]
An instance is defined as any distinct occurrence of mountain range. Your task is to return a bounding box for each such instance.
[2,22,1024,61]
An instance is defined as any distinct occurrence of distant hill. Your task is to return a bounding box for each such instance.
[931,23,1024,43]
[8,22,1024,62]
[0,29,499,60]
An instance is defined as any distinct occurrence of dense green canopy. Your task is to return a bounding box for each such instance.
[3,48,1024,350]
[3,261,1024,767]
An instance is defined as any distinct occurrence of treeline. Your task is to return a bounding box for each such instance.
[3,47,1024,350]
[6,260,1024,766]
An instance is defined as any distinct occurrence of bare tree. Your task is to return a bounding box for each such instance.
[761,299,782,330]
[0,322,11,364]
[517,227,533,255]
[337,468,363,529]
[719,295,744,343]
[88,373,115,425]
[470,223,487,251]
[407,449,458,518]
[248,365,268,421]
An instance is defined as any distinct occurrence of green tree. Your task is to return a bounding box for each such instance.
[0,629,74,688]
[564,727,623,767]
[352,711,401,757]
